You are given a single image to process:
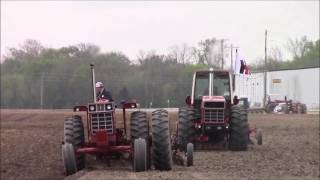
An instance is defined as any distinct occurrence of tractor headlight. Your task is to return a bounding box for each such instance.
[89,105,95,111]
[106,104,112,110]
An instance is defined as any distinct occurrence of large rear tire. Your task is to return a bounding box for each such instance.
[151,109,172,171]
[133,138,147,172]
[229,106,249,151]
[130,111,149,140]
[177,108,196,152]
[64,115,85,171]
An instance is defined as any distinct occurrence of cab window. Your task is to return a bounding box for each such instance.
[194,74,209,99]
[213,73,230,96]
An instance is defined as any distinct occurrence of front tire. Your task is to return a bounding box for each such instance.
[133,138,147,172]
[62,143,77,175]
[256,128,263,145]
[301,104,307,114]
[229,106,249,151]
[64,115,85,171]
[151,109,172,171]
[186,143,194,167]
[130,111,150,169]
[177,108,196,152]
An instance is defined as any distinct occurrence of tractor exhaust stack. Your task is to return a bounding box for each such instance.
[90,64,97,103]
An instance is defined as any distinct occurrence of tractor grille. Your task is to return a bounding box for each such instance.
[90,112,113,134]
[204,102,225,123]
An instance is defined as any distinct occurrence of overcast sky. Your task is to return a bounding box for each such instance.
[1,1,319,66]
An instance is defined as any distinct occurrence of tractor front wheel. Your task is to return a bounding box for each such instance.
[133,138,147,172]
[64,115,85,171]
[62,143,77,175]
[256,128,263,145]
[151,109,173,171]
[130,111,150,169]
[186,143,194,167]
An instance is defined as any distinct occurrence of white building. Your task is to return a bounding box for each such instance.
[234,67,320,110]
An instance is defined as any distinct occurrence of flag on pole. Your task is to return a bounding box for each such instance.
[234,49,251,75]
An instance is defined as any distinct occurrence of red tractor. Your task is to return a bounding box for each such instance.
[61,64,174,175]
[265,97,307,114]
[174,69,262,152]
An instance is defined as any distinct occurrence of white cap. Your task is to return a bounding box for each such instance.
[95,82,104,88]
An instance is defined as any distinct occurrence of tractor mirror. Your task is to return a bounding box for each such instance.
[185,96,191,105]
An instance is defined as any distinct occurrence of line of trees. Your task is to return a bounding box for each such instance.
[251,36,319,71]
[1,37,319,108]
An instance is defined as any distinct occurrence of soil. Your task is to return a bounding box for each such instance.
[1,109,319,180]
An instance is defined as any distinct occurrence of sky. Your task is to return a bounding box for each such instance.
[1,1,319,66]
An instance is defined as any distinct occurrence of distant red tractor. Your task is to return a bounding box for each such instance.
[173,69,262,152]
[61,64,175,175]
[265,97,307,114]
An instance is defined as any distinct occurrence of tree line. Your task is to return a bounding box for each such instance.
[1,37,319,108]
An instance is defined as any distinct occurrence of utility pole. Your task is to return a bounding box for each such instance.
[264,29,268,107]
[40,73,44,109]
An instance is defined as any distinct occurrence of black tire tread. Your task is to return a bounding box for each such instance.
[151,109,172,171]
[229,106,249,151]
[130,111,149,140]
[177,107,196,151]
[63,115,85,170]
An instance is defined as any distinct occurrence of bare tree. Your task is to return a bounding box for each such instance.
[286,36,311,59]
[4,39,44,61]
[21,39,44,57]
[168,43,193,64]
[270,46,283,62]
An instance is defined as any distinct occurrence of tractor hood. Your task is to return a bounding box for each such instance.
[201,96,225,108]
[202,96,226,102]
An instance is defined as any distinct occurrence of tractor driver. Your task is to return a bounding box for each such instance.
[95,81,113,101]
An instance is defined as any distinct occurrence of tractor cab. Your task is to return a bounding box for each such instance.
[189,69,233,125]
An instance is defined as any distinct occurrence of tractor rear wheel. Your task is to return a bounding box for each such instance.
[64,115,85,171]
[133,138,147,172]
[130,111,149,140]
[177,108,196,152]
[151,109,172,171]
[229,106,249,151]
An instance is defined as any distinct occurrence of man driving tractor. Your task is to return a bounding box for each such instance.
[95,81,113,101]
